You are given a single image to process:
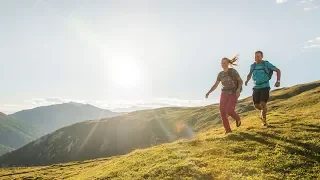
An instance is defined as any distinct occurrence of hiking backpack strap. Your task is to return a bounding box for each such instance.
[227,68,242,92]
[254,61,273,85]
[263,61,272,80]
[251,61,269,75]
[250,63,256,74]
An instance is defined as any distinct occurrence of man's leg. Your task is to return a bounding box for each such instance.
[260,102,267,120]
[253,89,262,110]
[254,104,262,110]
[260,87,271,125]
[260,101,268,126]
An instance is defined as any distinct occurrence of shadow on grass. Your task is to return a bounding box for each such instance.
[269,118,300,125]
[234,132,320,163]
[256,132,320,154]
[294,127,320,133]
[297,124,320,133]
[269,121,320,133]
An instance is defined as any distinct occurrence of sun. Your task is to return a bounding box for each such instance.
[109,56,141,88]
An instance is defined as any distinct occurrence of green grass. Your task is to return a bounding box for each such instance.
[0,81,319,180]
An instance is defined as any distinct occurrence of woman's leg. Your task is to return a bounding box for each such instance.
[226,94,241,125]
[220,93,232,133]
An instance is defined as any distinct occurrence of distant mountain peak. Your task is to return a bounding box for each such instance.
[11,102,119,135]
[67,101,86,106]
[67,102,105,110]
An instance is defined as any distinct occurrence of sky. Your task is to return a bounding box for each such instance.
[1,0,320,114]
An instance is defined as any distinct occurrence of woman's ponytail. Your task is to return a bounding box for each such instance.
[230,54,239,65]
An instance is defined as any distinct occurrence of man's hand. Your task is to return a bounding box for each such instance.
[236,89,240,99]
[274,68,281,88]
[245,81,249,86]
[205,92,210,99]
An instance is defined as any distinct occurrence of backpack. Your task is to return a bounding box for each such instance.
[227,68,243,92]
[250,61,273,85]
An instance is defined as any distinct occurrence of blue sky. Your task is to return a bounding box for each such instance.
[0,0,319,113]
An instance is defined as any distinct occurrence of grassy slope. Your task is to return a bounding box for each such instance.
[0,81,319,180]
[0,103,223,166]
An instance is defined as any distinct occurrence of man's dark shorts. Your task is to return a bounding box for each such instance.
[253,87,270,104]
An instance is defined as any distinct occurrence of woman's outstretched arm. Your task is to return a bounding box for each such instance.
[206,80,220,98]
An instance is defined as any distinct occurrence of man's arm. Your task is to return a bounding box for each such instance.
[245,73,252,86]
[274,67,281,87]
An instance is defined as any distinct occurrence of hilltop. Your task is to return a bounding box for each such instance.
[0,80,319,179]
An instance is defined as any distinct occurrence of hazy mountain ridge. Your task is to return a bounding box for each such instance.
[0,112,40,155]
[11,102,120,135]
[0,145,14,156]
[0,108,198,166]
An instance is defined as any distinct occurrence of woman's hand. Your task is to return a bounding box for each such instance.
[206,80,220,99]
[236,89,241,99]
[205,92,210,99]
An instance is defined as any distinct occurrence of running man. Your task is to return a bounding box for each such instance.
[245,51,281,127]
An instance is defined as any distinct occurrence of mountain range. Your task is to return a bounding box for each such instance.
[10,102,120,135]
[0,80,319,179]
[1,81,319,167]
[0,112,40,156]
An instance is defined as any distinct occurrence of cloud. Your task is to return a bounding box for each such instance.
[23,97,216,113]
[298,0,314,4]
[297,0,319,10]
[28,97,66,105]
[276,0,288,3]
[303,37,320,49]
[3,96,219,114]
[0,104,29,114]
[26,97,89,106]
[306,44,320,48]
[275,0,319,10]
[97,98,214,112]
[304,5,319,11]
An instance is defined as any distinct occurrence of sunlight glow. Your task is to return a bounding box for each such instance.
[109,56,141,89]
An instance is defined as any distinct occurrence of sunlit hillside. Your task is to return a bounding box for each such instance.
[0,81,319,179]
